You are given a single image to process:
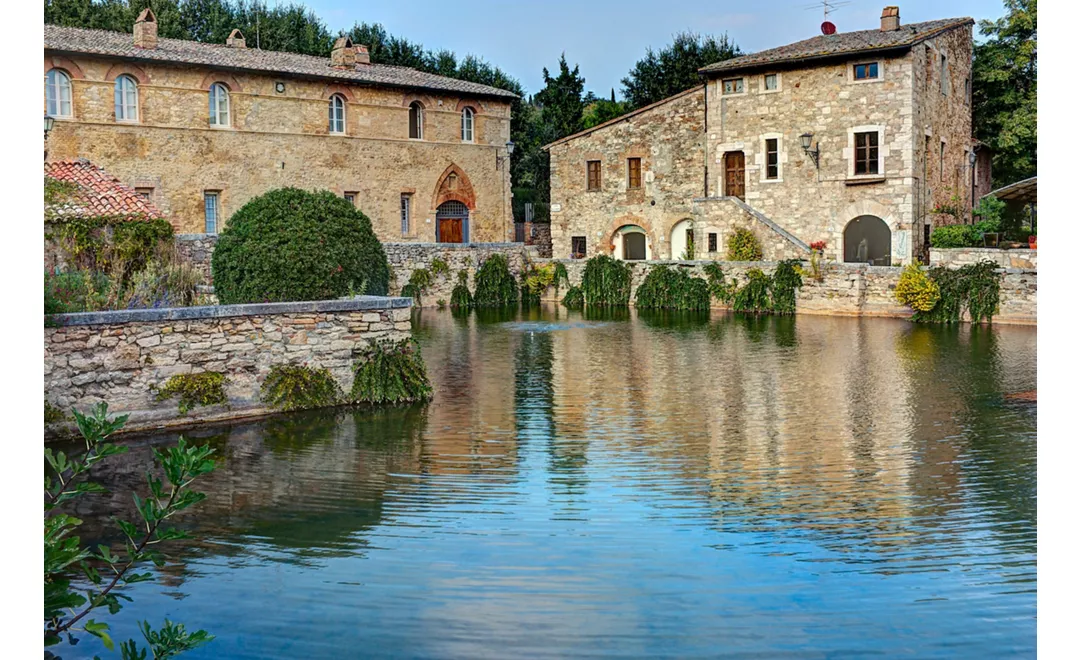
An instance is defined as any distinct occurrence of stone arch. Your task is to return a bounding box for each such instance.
[199,72,243,93]
[104,62,149,85]
[604,214,658,261]
[455,99,485,114]
[322,83,354,102]
[401,93,434,109]
[431,164,477,210]
[43,56,84,80]
[669,218,695,260]
[843,215,892,265]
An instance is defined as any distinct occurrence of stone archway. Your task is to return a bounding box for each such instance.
[431,164,477,211]
[844,215,891,265]
[612,224,650,260]
[669,218,694,259]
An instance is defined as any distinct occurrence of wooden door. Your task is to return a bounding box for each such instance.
[439,218,463,243]
[624,233,646,260]
[725,151,745,200]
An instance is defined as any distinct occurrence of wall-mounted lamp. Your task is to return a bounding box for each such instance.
[799,132,820,169]
[44,115,55,161]
[496,140,515,169]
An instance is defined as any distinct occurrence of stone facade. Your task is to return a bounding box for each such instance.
[44,31,514,242]
[930,247,1037,270]
[44,297,412,435]
[175,233,219,281]
[546,14,975,268]
[538,259,1036,325]
[385,242,541,306]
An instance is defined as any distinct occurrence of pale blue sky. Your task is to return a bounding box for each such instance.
[302,0,1005,96]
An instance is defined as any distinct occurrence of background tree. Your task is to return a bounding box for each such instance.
[972,0,1037,187]
[582,90,630,129]
[621,31,741,109]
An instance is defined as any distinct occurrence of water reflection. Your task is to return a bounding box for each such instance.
[59,305,1036,659]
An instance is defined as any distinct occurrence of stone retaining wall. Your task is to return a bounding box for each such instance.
[45,297,412,436]
[930,247,1037,270]
[539,259,1036,325]
[385,242,541,306]
[175,233,219,282]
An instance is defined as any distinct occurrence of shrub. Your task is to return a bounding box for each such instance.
[770,259,804,315]
[155,371,228,414]
[211,188,389,304]
[430,257,451,279]
[895,264,941,312]
[401,268,433,304]
[44,270,110,315]
[581,254,632,307]
[47,216,174,280]
[261,364,342,411]
[930,224,981,248]
[726,228,763,261]
[914,261,1001,324]
[521,263,558,306]
[473,254,518,307]
[703,262,736,304]
[634,265,711,310]
[124,260,203,309]
[561,285,584,308]
[450,270,473,308]
[733,268,772,313]
[350,339,433,404]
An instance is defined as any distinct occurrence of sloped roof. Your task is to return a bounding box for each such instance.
[543,86,702,150]
[699,17,973,75]
[986,177,1037,204]
[44,24,517,100]
[45,159,163,221]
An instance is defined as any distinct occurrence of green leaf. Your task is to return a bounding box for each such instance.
[85,619,115,651]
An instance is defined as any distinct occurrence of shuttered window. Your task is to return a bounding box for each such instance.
[586,161,601,191]
[627,158,642,189]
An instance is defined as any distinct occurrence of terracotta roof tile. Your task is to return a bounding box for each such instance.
[44,24,517,100]
[45,159,163,221]
[699,17,973,74]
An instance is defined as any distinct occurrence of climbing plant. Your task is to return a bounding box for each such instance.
[430,257,451,279]
[561,286,585,308]
[581,254,632,307]
[155,372,228,414]
[473,254,519,307]
[726,228,763,261]
[351,338,434,404]
[913,261,1001,324]
[553,262,570,294]
[769,259,804,315]
[703,262,736,304]
[634,265,711,310]
[450,269,473,308]
[401,268,433,304]
[260,364,343,411]
[732,268,773,314]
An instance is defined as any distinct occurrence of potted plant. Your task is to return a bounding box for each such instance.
[808,240,827,281]
[983,231,1000,248]
[1029,234,1037,250]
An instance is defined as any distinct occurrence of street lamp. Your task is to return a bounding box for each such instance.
[799,132,820,169]
[44,115,55,161]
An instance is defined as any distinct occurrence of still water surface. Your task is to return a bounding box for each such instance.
[65,306,1036,658]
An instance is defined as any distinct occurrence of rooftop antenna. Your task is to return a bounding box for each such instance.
[803,0,851,33]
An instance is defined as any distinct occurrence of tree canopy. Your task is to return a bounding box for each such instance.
[972,0,1037,187]
[621,31,741,109]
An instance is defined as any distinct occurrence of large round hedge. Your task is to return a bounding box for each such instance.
[211,188,390,304]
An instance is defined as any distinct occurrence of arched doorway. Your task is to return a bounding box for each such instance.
[669,219,694,259]
[436,201,469,243]
[844,215,891,265]
[613,225,650,260]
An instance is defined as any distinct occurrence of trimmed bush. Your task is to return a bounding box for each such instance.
[895,264,941,312]
[351,339,434,405]
[726,228,763,261]
[261,364,342,411]
[473,254,518,307]
[211,188,389,304]
[929,224,981,248]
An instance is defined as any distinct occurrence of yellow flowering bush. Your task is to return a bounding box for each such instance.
[895,264,941,312]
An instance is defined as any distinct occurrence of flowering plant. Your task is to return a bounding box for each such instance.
[810,240,827,251]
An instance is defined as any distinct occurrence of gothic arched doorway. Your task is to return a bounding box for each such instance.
[436,201,469,243]
[843,215,891,265]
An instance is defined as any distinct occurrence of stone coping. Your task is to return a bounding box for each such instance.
[47,296,412,327]
[930,247,1036,253]
[538,258,1036,276]
[384,242,535,249]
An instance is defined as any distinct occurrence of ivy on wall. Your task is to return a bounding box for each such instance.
[581,255,632,307]
[155,372,228,414]
[912,261,1001,324]
[473,254,519,307]
[634,265,711,310]
[260,364,343,411]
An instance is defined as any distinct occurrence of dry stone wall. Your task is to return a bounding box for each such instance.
[44,297,412,435]
[385,242,541,306]
[930,248,1036,270]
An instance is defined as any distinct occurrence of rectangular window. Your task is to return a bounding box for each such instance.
[571,236,587,259]
[344,192,357,206]
[708,233,718,253]
[204,192,219,234]
[854,62,879,80]
[134,187,153,201]
[940,55,948,95]
[764,74,778,91]
[400,194,411,236]
[765,138,779,180]
[940,141,946,182]
[722,78,744,95]
[587,160,601,191]
[627,158,642,189]
[854,132,879,175]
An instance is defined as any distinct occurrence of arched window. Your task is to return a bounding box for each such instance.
[408,102,424,139]
[461,107,474,142]
[328,94,346,134]
[45,69,72,118]
[208,83,230,127]
[114,75,138,122]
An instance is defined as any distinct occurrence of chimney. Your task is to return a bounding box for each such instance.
[226,29,246,48]
[330,37,356,69]
[355,44,370,65]
[881,6,900,31]
[133,7,158,49]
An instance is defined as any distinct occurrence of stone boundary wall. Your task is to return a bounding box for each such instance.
[385,242,541,306]
[538,259,1037,325]
[930,247,1036,270]
[175,233,219,282]
[45,297,412,436]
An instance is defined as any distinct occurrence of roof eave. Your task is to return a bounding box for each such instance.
[699,44,913,77]
[542,86,703,150]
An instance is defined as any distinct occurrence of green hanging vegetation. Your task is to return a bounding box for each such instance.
[260,364,343,412]
[634,265,711,310]
[726,228,763,261]
[913,261,1001,324]
[450,269,473,308]
[732,269,773,314]
[769,259,804,315]
[401,268,433,304]
[473,254,519,307]
[553,262,570,295]
[703,262,736,304]
[155,371,228,414]
[581,254,632,307]
[350,339,434,405]
[430,257,451,279]
[45,399,66,426]
[562,286,585,308]
[520,262,561,306]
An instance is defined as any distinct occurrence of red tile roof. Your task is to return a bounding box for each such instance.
[45,159,163,221]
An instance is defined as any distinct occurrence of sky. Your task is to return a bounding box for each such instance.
[302,0,1006,97]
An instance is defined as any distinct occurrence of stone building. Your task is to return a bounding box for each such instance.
[546,7,978,266]
[43,9,517,242]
